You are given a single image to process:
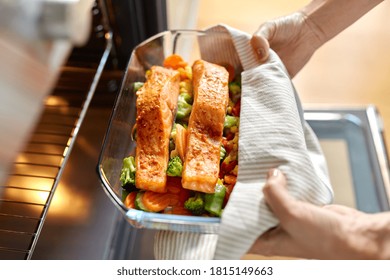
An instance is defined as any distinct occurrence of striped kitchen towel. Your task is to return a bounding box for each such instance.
[154,24,333,260]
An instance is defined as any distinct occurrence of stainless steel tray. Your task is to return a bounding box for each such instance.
[97,30,239,233]
[305,106,390,212]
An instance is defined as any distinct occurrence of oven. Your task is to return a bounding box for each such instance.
[0,0,167,260]
[0,0,389,260]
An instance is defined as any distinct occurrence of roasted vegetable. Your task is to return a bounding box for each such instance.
[163,54,188,70]
[176,93,193,120]
[120,156,136,187]
[204,182,226,217]
[124,192,137,208]
[184,192,205,215]
[142,191,178,212]
[173,123,187,161]
[224,115,239,130]
[180,80,193,95]
[229,81,241,102]
[166,156,183,177]
[133,82,144,93]
[135,192,149,211]
[220,145,226,162]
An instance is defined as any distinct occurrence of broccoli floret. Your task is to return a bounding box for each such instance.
[184,192,205,215]
[224,115,239,129]
[166,156,183,177]
[120,156,136,187]
[176,93,192,120]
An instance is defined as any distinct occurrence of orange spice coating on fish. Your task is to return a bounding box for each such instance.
[182,60,229,193]
[135,66,180,193]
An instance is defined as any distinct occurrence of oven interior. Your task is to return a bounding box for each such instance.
[0,0,389,260]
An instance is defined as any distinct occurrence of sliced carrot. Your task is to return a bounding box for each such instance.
[224,174,237,185]
[169,194,180,206]
[142,191,171,212]
[175,123,188,162]
[167,186,181,194]
[166,176,182,194]
[124,191,137,209]
[165,176,191,206]
[178,188,191,206]
[142,191,179,212]
[163,54,188,70]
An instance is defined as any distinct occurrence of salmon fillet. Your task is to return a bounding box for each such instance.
[135,66,180,193]
[182,60,229,193]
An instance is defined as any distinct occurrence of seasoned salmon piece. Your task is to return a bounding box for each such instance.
[182,60,229,193]
[135,66,180,193]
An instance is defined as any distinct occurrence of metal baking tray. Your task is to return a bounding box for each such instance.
[97,30,240,233]
[305,106,390,212]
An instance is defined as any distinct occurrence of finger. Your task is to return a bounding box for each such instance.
[263,171,332,231]
[262,169,295,224]
[250,34,269,62]
[251,22,274,62]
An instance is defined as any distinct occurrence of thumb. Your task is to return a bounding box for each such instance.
[262,169,295,224]
[251,22,274,62]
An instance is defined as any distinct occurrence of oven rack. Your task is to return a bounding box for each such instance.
[0,1,113,260]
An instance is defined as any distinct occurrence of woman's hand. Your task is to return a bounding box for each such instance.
[250,0,384,78]
[249,169,390,259]
[250,12,323,78]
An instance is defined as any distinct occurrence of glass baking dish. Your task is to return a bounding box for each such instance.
[97,29,241,234]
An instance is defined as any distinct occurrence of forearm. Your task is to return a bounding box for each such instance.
[345,212,390,259]
[369,212,390,259]
[301,0,384,46]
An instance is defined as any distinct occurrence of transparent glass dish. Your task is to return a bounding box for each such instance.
[97,30,241,233]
